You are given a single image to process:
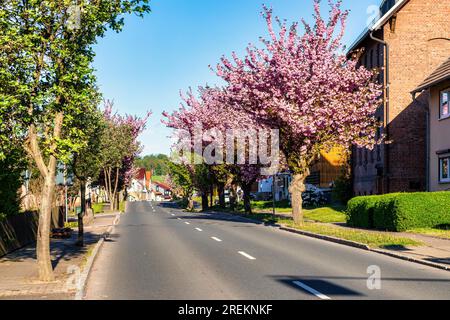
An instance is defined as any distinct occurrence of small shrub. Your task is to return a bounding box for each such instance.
[119,201,126,213]
[346,195,380,228]
[92,203,105,214]
[347,192,450,231]
[332,175,353,205]
[302,184,327,207]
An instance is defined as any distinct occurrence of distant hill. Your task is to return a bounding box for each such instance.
[135,154,169,176]
[151,175,166,183]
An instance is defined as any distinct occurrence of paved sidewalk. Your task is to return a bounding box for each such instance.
[0,213,118,299]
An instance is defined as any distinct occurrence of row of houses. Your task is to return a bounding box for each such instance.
[128,168,173,202]
[259,0,450,200]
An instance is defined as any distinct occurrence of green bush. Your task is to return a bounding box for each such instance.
[92,203,105,214]
[346,195,380,228]
[119,201,126,213]
[392,192,450,231]
[347,192,450,231]
[332,175,353,205]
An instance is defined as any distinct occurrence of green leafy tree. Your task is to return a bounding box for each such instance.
[0,146,27,217]
[167,161,194,209]
[71,108,106,247]
[99,102,149,211]
[0,0,150,281]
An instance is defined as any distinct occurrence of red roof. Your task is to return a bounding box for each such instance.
[135,168,146,180]
[154,181,172,191]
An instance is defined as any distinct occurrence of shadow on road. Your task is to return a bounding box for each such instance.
[270,274,450,283]
[272,276,363,297]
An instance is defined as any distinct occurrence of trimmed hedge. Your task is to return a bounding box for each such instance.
[92,203,105,215]
[346,192,450,232]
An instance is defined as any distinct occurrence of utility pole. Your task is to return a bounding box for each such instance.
[272,174,276,219]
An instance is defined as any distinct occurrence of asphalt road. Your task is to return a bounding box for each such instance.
[85,201,450,300]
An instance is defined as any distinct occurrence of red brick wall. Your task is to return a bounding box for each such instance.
[353,0,450,195]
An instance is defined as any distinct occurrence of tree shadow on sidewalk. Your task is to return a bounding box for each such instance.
[0,231,102,270]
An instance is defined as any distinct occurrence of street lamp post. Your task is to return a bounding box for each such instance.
[64,164,68,223]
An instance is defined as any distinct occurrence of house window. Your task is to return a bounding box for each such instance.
[440,90,450,119]
[439,157,450,183]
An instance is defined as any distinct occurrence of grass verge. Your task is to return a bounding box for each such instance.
[235,212,423,249]
[284,221,424,249]
[248,202,347,222]
[303,206,346,223]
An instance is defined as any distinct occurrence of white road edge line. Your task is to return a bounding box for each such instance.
[292,281,331,300]
[211,237,222,242]
[195,228,203,232]
[238,251,256,260]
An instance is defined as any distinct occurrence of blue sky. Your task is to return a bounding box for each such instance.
[93,0,382,156]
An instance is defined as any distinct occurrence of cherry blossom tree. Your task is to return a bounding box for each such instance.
[100,101,151,210]
[163,87,265,213]
[214,0,383,224]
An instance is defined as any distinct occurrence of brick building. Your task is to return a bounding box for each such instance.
[348,0,450,196]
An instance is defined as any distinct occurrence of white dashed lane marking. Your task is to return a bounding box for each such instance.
[238,251,256,260]
[292,281,331,300]
[211,237,222,242]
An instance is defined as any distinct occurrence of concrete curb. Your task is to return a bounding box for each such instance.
[277,226,449,272]
[278,226,371,250]
[217,211,450,272]
[370,248,450,271]
[74,213,121,300]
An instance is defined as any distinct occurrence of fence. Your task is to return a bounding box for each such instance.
[0,207,65,257]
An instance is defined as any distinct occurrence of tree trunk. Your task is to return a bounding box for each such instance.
[229,184,237,211]
[218,184,225,208]
[36,174,56,281]
[111,167,120,211]
[28,112,63,282]
[76,181,86,247]
[201,192,209,211]
[289,173,308,226]
[210,185,214,207]
[242,183,252,214]
[187,196,194,211]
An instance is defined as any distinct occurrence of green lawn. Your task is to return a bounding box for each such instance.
[249,201,347,223]
[304,206,347,223]
[152,175,166,183]
[284,221,423,249]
